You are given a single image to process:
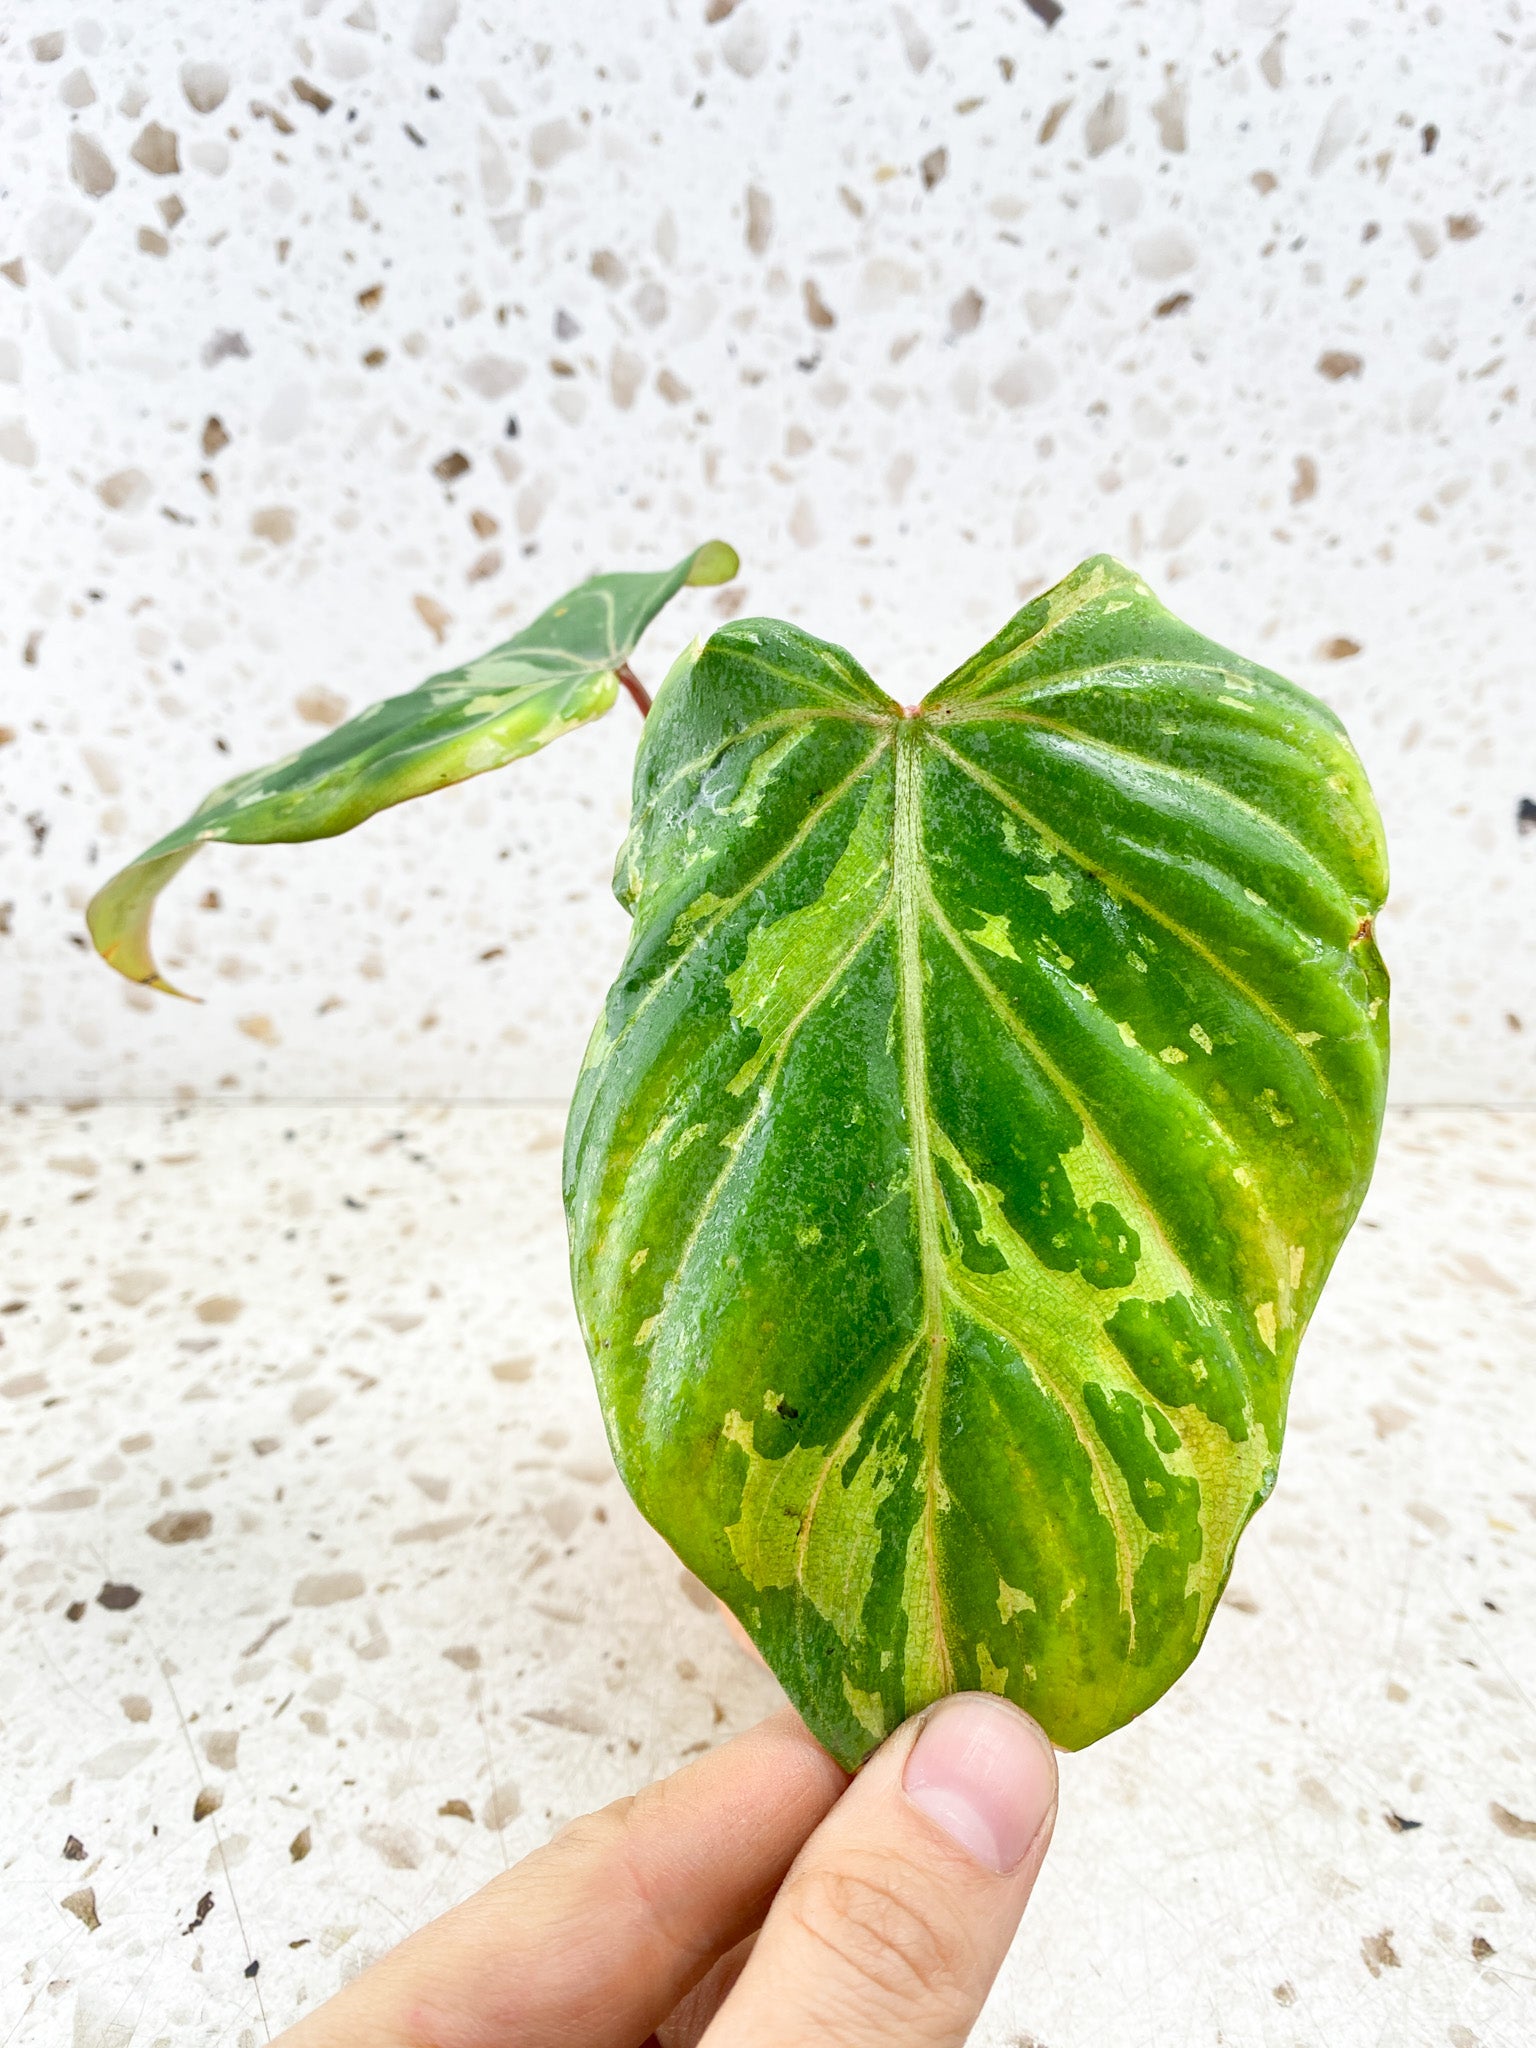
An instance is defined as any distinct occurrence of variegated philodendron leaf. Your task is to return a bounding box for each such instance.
[566,555,1388,1769]
[86,540,738,996]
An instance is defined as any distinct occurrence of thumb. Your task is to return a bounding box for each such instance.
[699,1694,1057,2048]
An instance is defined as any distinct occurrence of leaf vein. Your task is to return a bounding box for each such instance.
[639,892,894,1400]
[926,731,1347,1118]
[602,736,891,1074]
[937,709,1351,905]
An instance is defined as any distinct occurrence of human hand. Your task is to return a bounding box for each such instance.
[277,1693,1057,2047]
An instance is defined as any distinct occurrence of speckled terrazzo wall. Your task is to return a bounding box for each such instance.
[3,0,1534,1104]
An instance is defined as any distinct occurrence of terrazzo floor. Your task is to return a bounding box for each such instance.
[1,1102,1532,2047]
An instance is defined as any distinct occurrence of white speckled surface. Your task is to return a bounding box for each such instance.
[2,1104,1532,2046]
[2,0,1535,1103]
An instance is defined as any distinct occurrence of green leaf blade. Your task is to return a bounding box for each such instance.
[87,542,735,992]
[567,557,1388,1768]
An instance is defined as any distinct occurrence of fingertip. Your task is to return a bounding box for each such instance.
[901,1693,1058,1875]
[754,1703,853,1779]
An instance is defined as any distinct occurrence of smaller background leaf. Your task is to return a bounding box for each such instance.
[87,542,737,995]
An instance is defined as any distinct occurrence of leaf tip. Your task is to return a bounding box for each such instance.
[685,539,740,588]
[85,848,204,1003]
[148,972,203,1004]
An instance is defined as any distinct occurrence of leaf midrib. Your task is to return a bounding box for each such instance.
[894,721,955,1696]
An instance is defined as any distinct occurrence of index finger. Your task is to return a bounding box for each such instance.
[277,1706,847,2048]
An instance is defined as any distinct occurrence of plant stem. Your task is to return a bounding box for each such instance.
[617,662,651,717]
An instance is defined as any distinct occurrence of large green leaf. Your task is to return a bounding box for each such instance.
[566,555,1388,1769]
[86,540,738,995]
